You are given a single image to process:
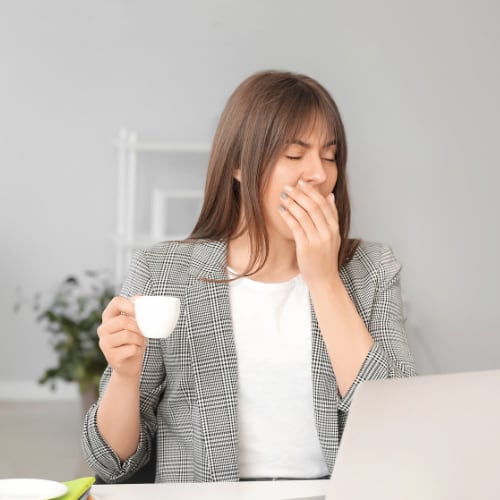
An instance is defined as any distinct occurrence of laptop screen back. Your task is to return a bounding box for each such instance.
[327,369,500,500]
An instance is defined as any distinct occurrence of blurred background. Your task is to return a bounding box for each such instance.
[1,0,499,480]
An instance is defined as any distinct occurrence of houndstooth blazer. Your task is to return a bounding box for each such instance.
[82,239,416,483]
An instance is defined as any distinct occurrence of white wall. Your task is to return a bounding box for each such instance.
[1,0,499,398]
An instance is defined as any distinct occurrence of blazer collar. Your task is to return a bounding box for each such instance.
[187,240,228,280]
[185,240,240,481]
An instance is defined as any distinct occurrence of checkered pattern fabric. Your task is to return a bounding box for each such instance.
[82,239,416,483]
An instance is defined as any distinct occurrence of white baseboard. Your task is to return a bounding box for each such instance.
[0,380,80,401]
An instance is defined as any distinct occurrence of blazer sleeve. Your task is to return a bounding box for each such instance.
[81,249,167,483]
[338,244,417,412]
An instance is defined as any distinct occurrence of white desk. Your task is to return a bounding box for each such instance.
[92,479,329,500]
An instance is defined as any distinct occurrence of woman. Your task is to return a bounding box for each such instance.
[82,70,416,483]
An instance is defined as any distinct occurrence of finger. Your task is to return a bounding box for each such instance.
[97,314,141,339]
[278,205,308,249]
[280,194,322,242]
[283,183,330,235]
[101,329,146,350]
[295,180,338,230]
[103,345,145,370]
[102,296,136,322]
[327,191,339,225]
[99,329,146,357]
[281,185,329,240]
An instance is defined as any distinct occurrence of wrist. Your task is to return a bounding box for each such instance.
[308,272,344,297]
[110,370,141,389]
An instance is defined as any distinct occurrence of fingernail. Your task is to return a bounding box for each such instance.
[278,205,286,212]
[330,192,335,201]
[298,179,307,187]
[283,184,293,193]
[280,191,288,200]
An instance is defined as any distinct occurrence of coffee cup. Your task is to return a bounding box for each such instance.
[134,295,180,339]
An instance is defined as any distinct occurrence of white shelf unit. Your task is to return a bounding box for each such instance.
[113,129,211,284]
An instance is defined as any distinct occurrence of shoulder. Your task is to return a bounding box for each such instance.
[132,239,227,277]
[122,239,227,297]
[341,240,401,290]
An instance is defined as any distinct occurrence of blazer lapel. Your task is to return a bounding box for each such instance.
[310,298,338,473]
[311,266,371,473]
[184,241,239,481]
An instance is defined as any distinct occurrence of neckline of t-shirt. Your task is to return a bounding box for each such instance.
[226,266,302,290]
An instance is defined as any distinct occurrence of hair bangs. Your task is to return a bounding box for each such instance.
[279,85,338,154]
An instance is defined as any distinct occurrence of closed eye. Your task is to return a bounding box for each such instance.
[286,155,336,162]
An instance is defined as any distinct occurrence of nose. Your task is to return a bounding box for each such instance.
[302,155,327,185]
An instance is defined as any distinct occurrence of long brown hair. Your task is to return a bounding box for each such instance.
[190,70,359,275]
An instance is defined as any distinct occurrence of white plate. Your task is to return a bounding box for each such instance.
[0,478,68,499]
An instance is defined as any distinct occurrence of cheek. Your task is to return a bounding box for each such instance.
[330,169,339,191]
[262,183,288,226]
[263,173,289,204]
[319,171,338,197]
[264,187,282,217]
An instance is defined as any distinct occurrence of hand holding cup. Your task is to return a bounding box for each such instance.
[134,296,180,339]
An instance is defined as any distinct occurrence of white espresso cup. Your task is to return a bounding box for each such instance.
[134,295,180,339]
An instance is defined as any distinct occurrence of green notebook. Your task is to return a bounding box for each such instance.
[56,477,95,500]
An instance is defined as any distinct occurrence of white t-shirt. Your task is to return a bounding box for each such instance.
[228,269,329,479]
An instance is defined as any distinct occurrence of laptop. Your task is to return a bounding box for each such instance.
[292,369,500,500]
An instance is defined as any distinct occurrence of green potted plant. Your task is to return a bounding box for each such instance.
[29,270,114,411]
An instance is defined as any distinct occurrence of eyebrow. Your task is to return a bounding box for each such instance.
[289,139,337,148]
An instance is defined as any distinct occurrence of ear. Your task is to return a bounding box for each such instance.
[233,168,242,182]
